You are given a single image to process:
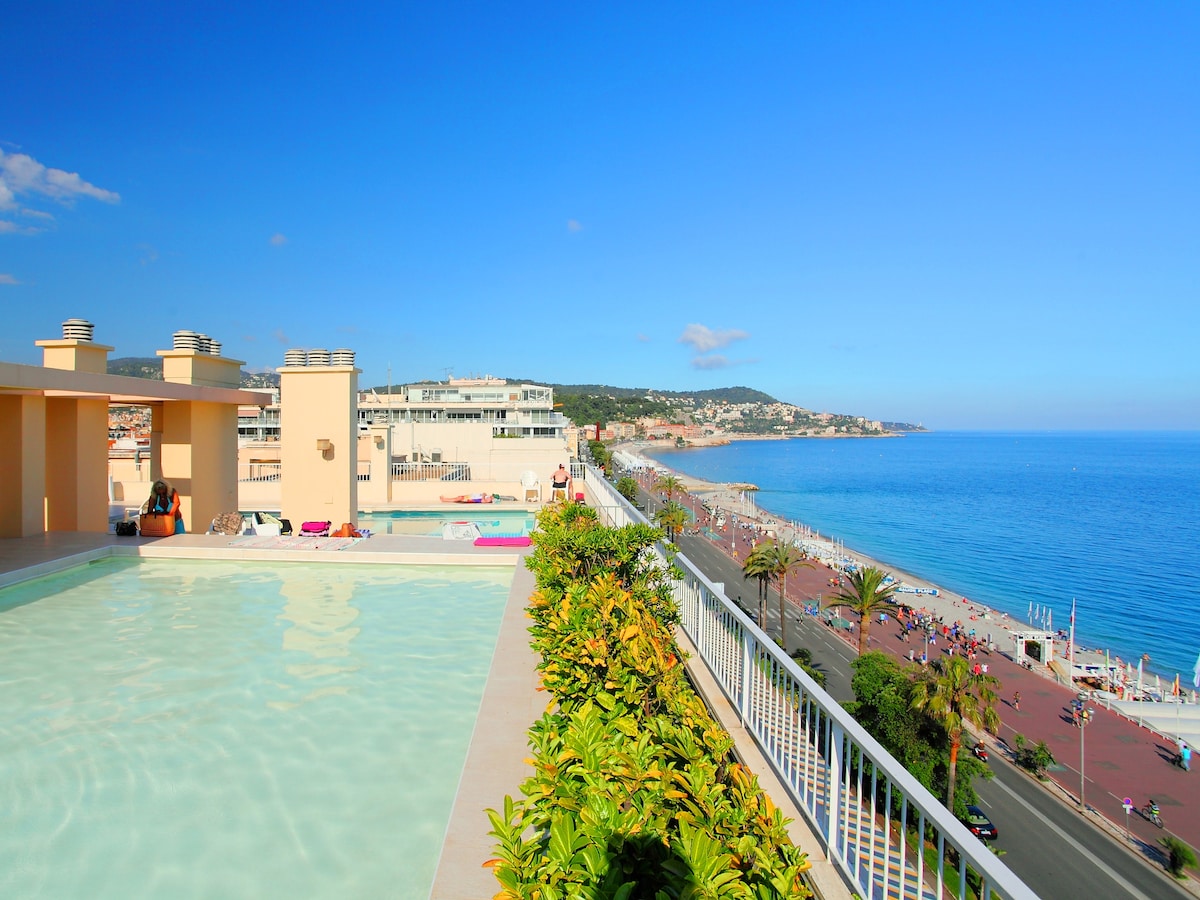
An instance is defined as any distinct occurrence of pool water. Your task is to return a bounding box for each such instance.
[0,557,512,899]
[359,508,536,537]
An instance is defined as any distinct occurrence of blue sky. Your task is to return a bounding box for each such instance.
[2,3,1197,429]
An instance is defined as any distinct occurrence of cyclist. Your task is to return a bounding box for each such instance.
[1143,799,1163,827]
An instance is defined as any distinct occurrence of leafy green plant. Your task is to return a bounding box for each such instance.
[789,647,827,688]
[615,476,639,503]
[1160,835,1197,878]
[487,504,813,898]
[1010,733,1055,780]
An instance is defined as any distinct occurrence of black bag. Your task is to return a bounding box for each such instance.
[115,521,138,537]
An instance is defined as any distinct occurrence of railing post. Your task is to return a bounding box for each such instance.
[827,720,843,853]
[740,629,754,724]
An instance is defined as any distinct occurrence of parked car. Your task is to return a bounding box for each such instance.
[963,805,998,841]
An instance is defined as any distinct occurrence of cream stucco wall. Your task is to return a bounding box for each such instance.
[0,394,47,538]
[45,397,109,532]
[279,365,359,527]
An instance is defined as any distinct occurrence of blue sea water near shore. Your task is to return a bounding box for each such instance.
[647,431,1200,681]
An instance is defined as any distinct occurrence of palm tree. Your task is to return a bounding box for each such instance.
[741,543,775,629]
[652,473,684,503]
[761,540,813,651]
[653,500,689,543]
[911,655,1001,811]
[831,566,899,655]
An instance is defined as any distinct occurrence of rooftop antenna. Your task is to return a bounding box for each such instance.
[443,366,453,383]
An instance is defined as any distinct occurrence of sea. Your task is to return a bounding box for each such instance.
[646,431,1200,681]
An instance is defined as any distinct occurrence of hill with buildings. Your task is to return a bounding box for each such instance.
[544,383,925,437]
[107,357,280,390]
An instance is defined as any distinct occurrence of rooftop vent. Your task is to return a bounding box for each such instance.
[307,348,331,367]
[173,330,200,351]
[330,348,355,367]
[62,318,95,341]
[284,348,307,367]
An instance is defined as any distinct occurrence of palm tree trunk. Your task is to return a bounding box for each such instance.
[947,738,960,810]
[778,574,788,652]
[758,580,766,630]
[859,616,871,655]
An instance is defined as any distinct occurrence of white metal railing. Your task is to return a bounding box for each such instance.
[390,461,471,482]
[238,463,282,482]
[585,465,1037,900]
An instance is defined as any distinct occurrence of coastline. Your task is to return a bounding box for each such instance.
[628,443,1058,657]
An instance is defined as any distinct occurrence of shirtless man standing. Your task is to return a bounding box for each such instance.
[550,464,571,500]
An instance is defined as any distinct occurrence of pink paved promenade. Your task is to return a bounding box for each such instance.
[639,471,1200,860]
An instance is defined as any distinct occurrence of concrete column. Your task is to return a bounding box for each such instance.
[36,338,114,374]
[160,400,239,534]
[0,394,47,537]
[44,397,109,532]
[155,349,246,533]
[148,402,164,483]
[31,332,113,534]
[278,364,359,528]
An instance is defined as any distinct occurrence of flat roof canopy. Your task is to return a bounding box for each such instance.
[0,361,274,406]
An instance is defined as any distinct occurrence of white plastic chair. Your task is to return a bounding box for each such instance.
[520,470,541,503]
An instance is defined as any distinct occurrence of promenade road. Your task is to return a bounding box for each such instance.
[635,479,1197,897]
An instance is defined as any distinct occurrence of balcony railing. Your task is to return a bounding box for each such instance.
[585,465,1036,900]
[238,463,282,482]
[389,461,471,482]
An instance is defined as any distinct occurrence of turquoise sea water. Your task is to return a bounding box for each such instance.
[0,558,511,899]
[647,432,1200,680]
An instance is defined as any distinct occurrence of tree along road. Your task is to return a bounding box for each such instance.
[666,527,1190,900]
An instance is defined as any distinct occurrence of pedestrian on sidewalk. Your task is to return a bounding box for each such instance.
[1181,741,1192,772]
[1013,691,1021,711]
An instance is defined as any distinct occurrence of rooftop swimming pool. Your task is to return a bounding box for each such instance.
[0,557,512,899]
[359,508,536,537]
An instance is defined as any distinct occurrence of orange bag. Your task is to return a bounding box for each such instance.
[138,514,175,537]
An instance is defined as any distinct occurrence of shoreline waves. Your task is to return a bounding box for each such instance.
[631,446,1030,651]
[628,431,1200,683]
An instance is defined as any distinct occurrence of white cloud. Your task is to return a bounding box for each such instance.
[0,273,19,285]
[678,323,750,354]
[636,333,651,342]
[270,233,288,246]
[273,328,290,344]
[0,150,118,234]
[0,150,119,205]
[692,354,731,370]
[567,219,583,233]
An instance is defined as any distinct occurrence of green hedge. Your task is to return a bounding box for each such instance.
[487,502,811,899]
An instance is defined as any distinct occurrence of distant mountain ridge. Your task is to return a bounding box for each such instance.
[107,357,280,389]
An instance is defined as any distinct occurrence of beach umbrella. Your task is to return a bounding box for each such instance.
[1193,650,1200,689]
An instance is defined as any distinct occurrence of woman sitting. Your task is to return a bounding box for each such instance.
[143,480,185,534]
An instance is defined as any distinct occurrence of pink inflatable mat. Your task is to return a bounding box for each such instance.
[473,536,532,547]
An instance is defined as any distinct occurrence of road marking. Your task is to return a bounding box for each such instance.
[989,776,1156,900]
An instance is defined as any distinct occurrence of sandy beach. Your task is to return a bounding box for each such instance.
[622,444,1032,648]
